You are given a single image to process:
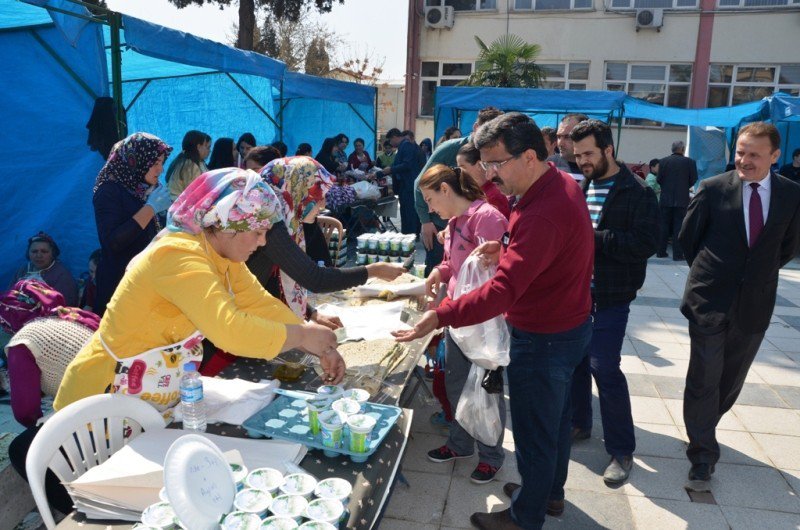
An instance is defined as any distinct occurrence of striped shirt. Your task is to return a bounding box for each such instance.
[586,177,615,228]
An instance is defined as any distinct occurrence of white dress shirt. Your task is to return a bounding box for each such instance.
[742,172,771,243]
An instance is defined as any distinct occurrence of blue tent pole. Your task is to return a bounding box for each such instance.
[279,78,284,142]
[109,11,127,137]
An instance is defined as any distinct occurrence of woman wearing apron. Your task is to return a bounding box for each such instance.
[11,168,345,515]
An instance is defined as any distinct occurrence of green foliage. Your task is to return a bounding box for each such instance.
[461,34,546,88]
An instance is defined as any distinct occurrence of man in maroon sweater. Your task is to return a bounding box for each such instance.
[395,113,594,529]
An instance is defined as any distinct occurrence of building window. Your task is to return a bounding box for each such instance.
[604,62,692,126]
[426,0,497,10]
[539,62,590,90]
[514,0,592,10]
[718,0,800,8]
[707,64,800,107]
[419,61,473,117]
[609,0,698,7]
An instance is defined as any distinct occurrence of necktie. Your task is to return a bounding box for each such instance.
[749,182,763,248]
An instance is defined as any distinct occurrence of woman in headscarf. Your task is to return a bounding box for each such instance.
[314,137,340,175]
[56,168,344,420]
[93,132,173,316]
[246,157,405,325]
[10,232,78,307]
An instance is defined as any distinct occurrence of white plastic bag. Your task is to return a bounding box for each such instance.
[455,364,502,446]
[449,255,510,370]
[351,181,381,200]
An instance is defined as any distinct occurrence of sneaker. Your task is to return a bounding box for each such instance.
[603,456,633,485]
[429,411,450,427]
[470,462,498,484]
[427,445,473,463]
[688,463,715,481]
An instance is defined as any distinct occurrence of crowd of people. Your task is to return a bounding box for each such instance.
[2,109,800,530]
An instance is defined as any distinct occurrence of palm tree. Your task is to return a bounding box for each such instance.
[461,34,546,88]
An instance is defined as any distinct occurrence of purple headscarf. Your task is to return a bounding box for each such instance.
[0,279,100,334]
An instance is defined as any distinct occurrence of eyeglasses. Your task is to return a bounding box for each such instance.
[479,155,519,172]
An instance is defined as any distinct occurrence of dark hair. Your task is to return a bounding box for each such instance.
[271,141,288,157]
[244,145,281,168]
[475,106,504,127]
[402,129,415,140]
[649,158,660,168]
[89,248,102,265]
[182,130,211,163]
[420,138,432,152]
[418,164,484,202]
[738,122,781,152]
[334,133,349,145]
[540,126,557,143]
[457,142,481,165]
[27,231,59,259]
[383,140,392,148]
[561,113,589,125]
[315,137,339,172]
[570,119,615,157]
[295,143,313,156]
[443,126,461,140]
[474,112,548,162]
[385,128,403,139]
[353,138,365,147]
[207,137,236,170]
[793,148,800,158]
[236,133,257,151]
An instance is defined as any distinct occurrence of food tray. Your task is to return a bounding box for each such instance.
[241,391,402,463]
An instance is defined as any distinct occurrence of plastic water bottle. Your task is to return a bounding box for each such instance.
[180,362,206,432]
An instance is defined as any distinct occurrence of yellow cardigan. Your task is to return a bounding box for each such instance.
[54,231,301,411]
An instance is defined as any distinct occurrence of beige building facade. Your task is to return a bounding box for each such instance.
[405,0,800,162]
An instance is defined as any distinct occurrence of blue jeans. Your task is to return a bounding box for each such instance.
[507,318,592,529]
[571,303,635,458]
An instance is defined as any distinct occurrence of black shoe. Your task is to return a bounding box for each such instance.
[571,427,591,441]
[470,463,499,484]
[502,483,563,516]
[688,463,715,481]
[427,445,473,463]
[656,252,669,258]
[672,255,685,261]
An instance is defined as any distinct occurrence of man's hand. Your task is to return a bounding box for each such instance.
[299,322,338,355]
[318,350,346,384]
[421,222,438,250]
[392,310,439,342]
[472,240,502,268]
[310,311,343,330]
[425,268,442,299]
[366,262,405,281]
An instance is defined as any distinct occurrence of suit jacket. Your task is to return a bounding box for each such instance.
[657,153,698,207]
[679,170,800,333]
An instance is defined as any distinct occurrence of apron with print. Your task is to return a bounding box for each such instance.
[100,330,205,421]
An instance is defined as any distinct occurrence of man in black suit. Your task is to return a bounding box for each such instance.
[658,141,698,260]
[679,122,800,485]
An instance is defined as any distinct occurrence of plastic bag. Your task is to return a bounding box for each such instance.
[351,181,381,200]
[455,364,502,446]
[449,255,510,370]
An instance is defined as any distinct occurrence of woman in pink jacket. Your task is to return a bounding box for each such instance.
[418,164,509,485]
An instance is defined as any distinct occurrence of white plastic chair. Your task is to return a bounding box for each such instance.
[26,394,166,529]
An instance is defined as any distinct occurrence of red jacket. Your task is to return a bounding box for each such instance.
[436,163,594,334]
[481,180,511,219]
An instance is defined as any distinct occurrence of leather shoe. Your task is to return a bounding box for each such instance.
[571,427,591,441]
[603,456,633,484]
[656,252,669,258]
[470,509,523,530]
[502,483,564,516]
[688,463,715,481]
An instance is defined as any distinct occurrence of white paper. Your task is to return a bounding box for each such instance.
[316,301,411,341]
[173,377,280,425]
[355,281,426,298]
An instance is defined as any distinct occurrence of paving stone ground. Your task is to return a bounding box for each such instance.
[2,255,800,529]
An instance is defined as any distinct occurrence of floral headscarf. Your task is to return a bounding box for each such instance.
[94,132,173,201]
[167,168,283,235]
[0,279,100,335]
[259,156,335,317]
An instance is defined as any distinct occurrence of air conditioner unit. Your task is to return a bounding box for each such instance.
[424,6,455,29]
[635,8,663,31]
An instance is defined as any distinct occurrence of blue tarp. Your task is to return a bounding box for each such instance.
[282,72,377,157]
[0,0,376,284]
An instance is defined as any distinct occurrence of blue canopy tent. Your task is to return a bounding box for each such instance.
[280,72,377,158]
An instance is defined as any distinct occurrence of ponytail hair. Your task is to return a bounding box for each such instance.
[418,164,484,202]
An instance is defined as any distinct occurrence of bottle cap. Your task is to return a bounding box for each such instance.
[183,362,197,372]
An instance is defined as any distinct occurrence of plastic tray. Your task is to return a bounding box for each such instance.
[242,390,401,463]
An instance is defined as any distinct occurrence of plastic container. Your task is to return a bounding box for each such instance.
[347,414,377,453]
[230,463,249,491]
[298,522,336,530]
[306,397,331,435]
[269,494,309,524]
[234,488,273,518]
[304,498,344,525]
[246,468,285,494]
[366,236,378,251]
[356,253,367,265]
[279,473,317,499]
[367,254,378,264]
[331,398,361,422]
[261,516,299,529]
[318,409,344,453]
[342,388,370,412]
[314,477,352,504]
[140,502,176,529]
[356,234,369,252]
[413,264,426,278]
[180,362,206,432]
[316,384,343,401]
[221,511,263,530]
